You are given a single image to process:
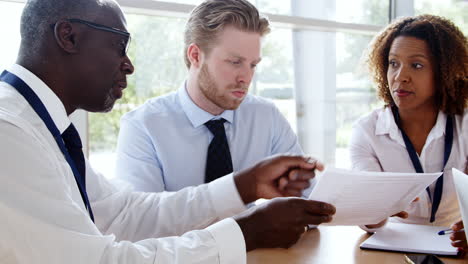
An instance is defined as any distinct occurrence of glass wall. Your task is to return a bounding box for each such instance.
[335,32,381,168]
[1,0,465,178]
[88,14,298,177]
[0,2,22,70]
[88,15,187,177]
[415,0,468,34]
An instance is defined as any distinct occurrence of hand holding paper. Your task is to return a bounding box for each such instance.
[308,168,442,226]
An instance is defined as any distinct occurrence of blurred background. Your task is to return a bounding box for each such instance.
[1,0,466,178]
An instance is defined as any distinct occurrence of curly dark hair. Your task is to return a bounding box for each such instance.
[367,14,467,115]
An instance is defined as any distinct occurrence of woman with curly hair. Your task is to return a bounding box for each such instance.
[349,14,467,250]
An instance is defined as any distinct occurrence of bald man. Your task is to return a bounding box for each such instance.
[0,0,335,263]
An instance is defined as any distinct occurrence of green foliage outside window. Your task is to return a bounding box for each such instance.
[88,83,164,152]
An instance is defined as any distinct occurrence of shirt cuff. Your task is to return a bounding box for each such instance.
[208,173,246,219]
[206,218,246,264]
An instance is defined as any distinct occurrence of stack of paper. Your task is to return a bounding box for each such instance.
[308,168,442,225]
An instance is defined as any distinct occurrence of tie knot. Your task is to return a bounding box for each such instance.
[62,123,82,148]
[205,118,227,136]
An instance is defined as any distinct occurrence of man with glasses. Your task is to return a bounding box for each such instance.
[65,18,131,57]
[0,0,335,263]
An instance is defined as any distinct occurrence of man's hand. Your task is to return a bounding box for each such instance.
[278,161,324,196]
[450,220,467,252]
[233,197,335,251]
[233,155,322,204]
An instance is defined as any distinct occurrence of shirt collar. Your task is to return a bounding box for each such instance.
[177,82,234,128]
[375,106,447,145]
[375,107,398,137]
[8,64,71,134]
[426,111,447,143]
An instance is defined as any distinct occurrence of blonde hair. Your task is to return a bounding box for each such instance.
[183,0,270,68]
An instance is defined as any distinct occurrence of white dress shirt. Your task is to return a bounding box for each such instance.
[115,84,302,192]
[350,107,468,227]
[0,64,247,264]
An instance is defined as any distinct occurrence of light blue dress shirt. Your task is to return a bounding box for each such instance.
[115,84,303,192]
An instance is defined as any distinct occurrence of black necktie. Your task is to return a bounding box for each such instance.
[204,119,233,183]
[62,124,94,221]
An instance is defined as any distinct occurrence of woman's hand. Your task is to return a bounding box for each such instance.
[450,220,467,253]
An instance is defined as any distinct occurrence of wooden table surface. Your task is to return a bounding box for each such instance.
[247,225,468,264]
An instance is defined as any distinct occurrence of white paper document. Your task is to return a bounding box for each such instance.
[360,222,458,256]
[452,168,468,241]
[308,168,442,225]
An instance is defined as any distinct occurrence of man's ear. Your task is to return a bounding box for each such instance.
[53,19,79,54]
[187,43,203,68]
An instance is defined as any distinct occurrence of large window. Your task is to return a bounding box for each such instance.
[0,2,22,70]
[0,0,465,178]
[88,15,187,177]
[415,0,468,34]
[89,0,385,176]
[335,32,381,168]
[88,13,298,177]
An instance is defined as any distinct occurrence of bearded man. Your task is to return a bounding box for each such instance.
[116,0,304,193]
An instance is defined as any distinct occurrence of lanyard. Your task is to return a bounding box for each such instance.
[391,106,453,223]
[0,70,94,222]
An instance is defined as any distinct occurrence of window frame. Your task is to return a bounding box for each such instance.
[0,0,415,159]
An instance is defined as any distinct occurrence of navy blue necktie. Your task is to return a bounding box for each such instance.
[62,124,94,221]
[205,119,233,183]
[62,124,86,183]
[0,70,94,222]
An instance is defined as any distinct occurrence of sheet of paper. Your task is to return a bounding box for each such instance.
[452,168,468,241]
[360,222,458,255]
[308,168,442,225]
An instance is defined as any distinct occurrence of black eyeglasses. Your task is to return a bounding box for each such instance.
[63,18,131,57]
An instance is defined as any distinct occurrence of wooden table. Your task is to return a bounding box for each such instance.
[247,226,468,264]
